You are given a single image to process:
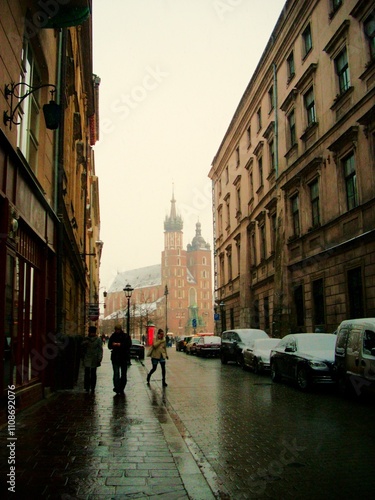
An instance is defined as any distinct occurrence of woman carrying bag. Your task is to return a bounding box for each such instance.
[147,329,168,387]
[82,326,103,394]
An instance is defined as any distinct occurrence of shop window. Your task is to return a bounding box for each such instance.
[294,284,305,327]
[312,278,325,328]
[264,296,270,330]
[347,267,364,318]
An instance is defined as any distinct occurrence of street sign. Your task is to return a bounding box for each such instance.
[88,303,99,320]
[192,318,197,328]
[214,313,220,321]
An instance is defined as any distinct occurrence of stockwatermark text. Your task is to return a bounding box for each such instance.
[7,385,17,493]
[100,65,169,139]
[248,437,306,495]
[213,0,244,21]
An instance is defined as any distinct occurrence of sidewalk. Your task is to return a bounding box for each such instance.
[0,348,215,499]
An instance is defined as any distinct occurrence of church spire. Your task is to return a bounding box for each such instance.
[164,186,183,232]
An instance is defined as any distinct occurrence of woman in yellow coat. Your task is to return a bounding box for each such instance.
[147,329,169,386]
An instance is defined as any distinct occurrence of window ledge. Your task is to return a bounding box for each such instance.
[330,86,354,110]
[359,58,375,81]
[300,122,318,142]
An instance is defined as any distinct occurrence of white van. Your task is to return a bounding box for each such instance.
[334,318,375,396]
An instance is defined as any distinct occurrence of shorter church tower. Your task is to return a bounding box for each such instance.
[187,221,214,333]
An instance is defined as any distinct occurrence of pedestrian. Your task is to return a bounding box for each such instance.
[108,324,132,395]
[82,325,103,394]
[147,328,169,387]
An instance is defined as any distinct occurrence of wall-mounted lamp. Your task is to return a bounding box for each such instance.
[3,82,61,130]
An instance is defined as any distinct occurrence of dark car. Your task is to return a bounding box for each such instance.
[195,335,221,357]
[130,339,145,360]
[176,336,192,352]
[270,333,337,391]
[220,329,269,366]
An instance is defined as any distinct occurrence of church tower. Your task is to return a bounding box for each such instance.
[161,190,189,334]
[187,221,214,333]
[161,190,214,336]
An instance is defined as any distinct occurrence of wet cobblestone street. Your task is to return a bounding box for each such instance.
[1,346,375,499]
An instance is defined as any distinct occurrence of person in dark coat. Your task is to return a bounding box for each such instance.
[82,326,103,394]
[108,324,132,395]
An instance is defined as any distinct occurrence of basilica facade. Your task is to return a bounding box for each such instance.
[102,194,214,340]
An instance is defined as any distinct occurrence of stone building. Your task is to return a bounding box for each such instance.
[103,193,214,339]
[0,0,100,415]
[209,0,375,336]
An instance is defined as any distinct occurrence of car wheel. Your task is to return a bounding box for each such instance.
[253,358,259,374]
[296,366,310,391]
[221,353,227,364]
[271,361,281,382]
[237,354,245,368]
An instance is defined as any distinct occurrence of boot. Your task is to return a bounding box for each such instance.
[162,379,168,387]
[147,373,151,385]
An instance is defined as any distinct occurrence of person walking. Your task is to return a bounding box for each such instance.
[108,324,132,395]
[147,328,169,387]
[82,325,103,394]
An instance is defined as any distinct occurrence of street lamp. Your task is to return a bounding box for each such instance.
[164,285,169,333]
[123,283,134,336]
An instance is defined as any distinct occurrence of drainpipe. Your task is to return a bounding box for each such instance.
[56,29,67,336]
[273,62,279,180]
[272,62,284,337]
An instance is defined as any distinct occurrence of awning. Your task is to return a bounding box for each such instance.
[43,5,91,29]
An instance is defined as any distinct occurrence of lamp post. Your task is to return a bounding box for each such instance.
[164,285,169,334]
[123,283,134,336]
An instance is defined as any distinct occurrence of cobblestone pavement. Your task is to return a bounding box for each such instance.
[0,348,214,499]
[165,350,375,499]
[1,346,375,500]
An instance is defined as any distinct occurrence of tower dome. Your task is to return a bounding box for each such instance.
[188,221,211,251]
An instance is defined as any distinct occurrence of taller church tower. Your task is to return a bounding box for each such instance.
[161,191,189,334]
[161,190,214,336]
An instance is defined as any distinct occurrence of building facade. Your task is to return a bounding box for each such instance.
[103,194,214,339]
[0,0,100,416]
[209,0,375,337]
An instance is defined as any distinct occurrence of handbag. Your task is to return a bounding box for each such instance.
[147,346,154,357]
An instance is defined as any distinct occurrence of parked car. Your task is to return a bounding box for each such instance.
[220,329,269,366]
[243,338,281,373]
[185,335,201,355]
[195,335,221,357]
[334,318,375,396]
[270,333,337,391]
[130,339,145,360]
[176,336,192,352]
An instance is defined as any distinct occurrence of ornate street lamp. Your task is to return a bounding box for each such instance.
[123,284,134,335]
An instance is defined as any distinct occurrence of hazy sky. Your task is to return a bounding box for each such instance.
[93,0,286,290]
